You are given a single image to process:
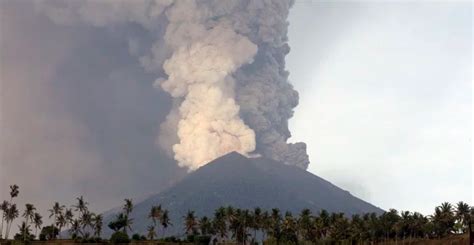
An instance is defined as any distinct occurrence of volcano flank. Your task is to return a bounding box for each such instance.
[103,152,383,236]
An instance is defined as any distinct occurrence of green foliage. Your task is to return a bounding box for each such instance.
[131,233,146,241]
[163,236,181,242]
[2,184,473,244]
[110,231,130,244]
[39,225,58,240]
[108,213,128,232]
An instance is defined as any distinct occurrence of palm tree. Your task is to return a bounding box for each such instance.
[108,213,127,232]
[122,199,133,234]
[69,219,82,238]
[199,216,212,236]
[148,205,162,225]
[64,208,74,231]
[230,209,250,244]
[123,199,133,216]
[213,207,227,241]
[184,210,198,235]
[9,185,19,202]
[261,211,271,242]
[268,208,282,244]
[4,185,19,240]
[298,208,312,241]
[56,211,67,239]
[33,212,43,238]
[16,221,32,241]
[455,201,471,233]
[73,196,88,215]
[5,204,19,239]
[432,202,455,237]
[251,207,262,242]
[80,210,93,238]
[160,209,171,238]
[93,214,103,238]
[318,209,330,239]
[0,200,9,239]
[22,203,36,241]
[48,202,65,231]
[146,225,156,240]
[281,212,297,243]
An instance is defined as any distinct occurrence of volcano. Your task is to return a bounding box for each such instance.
[102,152,383,236]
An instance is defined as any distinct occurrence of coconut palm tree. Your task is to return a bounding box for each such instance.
[93,214,103,238]
[432,202,455,237]
[73,196,88,215]
[69,219,81,238]
[261,210,271,242]
[0,200,9,239]
[281,212,297,243]
[108,213,127,232]
[455,201,471,233]
[199,216,212,236]
[5,204,19,239]
[9,185,19,202]
[63,208,74,231]
[33,212,43,238]
[123,199,133,216]
[230,209,250,244]
[160,209,171,238]
[80,210,93,238]
[148,205,162,226]
[56,211,67,239]
[268,208,282,244]
[251,207,262,242]
[184,210,198,235]
[48,202,65,231]
[298,208,312,241]
[22,203,36,241]
[146,225,156,240]
[15,221,32,241]
[122,199,133,234]
[3,185,19,240]
[213,207,227,241]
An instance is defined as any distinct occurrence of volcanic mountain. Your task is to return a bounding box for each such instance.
[102,152,383,236]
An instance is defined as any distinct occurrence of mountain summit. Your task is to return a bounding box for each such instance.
[103,152,383,236]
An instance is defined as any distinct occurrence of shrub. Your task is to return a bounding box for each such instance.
[110,231,130,244]
[132,233,141,241]
[195,235,212,244]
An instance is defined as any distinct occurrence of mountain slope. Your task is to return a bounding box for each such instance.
[103,152,383,236]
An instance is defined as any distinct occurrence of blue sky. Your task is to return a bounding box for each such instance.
[287,1,472,214]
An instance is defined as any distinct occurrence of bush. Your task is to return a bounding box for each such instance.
[132,233,141,241]
[110,231,130,244]
[195,235,212,244]
[163,236,180,242]
[186,235,211,244]
[80,237,102,243]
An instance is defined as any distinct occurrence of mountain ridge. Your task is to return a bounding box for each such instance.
[102,152,383,236]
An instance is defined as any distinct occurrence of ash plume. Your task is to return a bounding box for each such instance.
[36,0,309,170]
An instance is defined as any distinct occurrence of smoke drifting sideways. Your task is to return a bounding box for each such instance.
[36,0,310,171]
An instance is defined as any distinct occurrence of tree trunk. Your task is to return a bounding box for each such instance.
[24,218,28,241]
[5,220,11,240]
[0,213,4,239]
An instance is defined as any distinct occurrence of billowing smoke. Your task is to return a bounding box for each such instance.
[36,0,309,170]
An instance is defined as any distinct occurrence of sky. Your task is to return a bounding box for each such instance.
[0,0,472,234]
[287,1,472,215]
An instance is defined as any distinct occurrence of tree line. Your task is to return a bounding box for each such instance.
[0,184,472,244]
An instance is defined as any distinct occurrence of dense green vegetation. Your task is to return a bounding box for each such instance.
[0,184,472,244]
